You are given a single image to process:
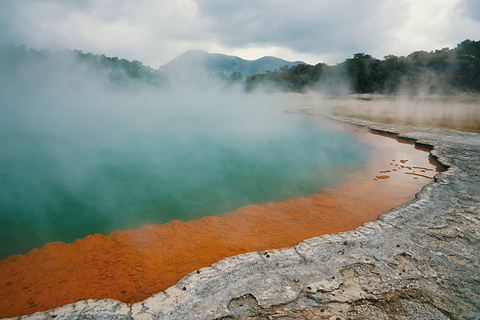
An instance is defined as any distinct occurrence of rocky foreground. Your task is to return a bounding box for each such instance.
[9,117,480,320]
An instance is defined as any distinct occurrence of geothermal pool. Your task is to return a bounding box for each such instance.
[0,114,443,318]
[0,106,370,260]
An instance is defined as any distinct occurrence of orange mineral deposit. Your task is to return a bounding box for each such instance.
[0,122,444,318]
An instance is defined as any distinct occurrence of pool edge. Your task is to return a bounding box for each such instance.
[8,118,480,320]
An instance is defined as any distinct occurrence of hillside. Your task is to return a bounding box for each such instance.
[3,40,480,94]
[245,39,480,94]
[158,50,305,76]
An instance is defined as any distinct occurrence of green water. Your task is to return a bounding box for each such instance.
[0,94,371,259]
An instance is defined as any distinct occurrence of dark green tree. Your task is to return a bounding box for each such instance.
[345,53,383,93]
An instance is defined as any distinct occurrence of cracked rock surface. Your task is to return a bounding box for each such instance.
[8,117,480,320]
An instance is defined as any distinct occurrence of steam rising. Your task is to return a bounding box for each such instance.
[0,48,371,259]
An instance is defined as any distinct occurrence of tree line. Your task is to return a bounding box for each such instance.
[73,50,164,85]
[245,39,480,95]
[2,40,480,94]
[0,44,164,86]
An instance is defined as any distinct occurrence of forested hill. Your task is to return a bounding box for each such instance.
[0,45,164,86]
[1,40,480,94]
[246,39,480,95]
[0,45,303,87]
[158,50,304,76]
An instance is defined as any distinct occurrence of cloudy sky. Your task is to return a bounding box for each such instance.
[1,0,480,68]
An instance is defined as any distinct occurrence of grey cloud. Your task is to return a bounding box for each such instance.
[1,0,474,69]
[464,0,480,21]
[196,0,410,60]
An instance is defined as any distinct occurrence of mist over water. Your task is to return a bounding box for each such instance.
[0,50,371,259]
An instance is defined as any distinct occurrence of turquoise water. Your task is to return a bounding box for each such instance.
[0,92,371,259]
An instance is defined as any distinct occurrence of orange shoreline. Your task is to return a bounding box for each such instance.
[0,121,442,318]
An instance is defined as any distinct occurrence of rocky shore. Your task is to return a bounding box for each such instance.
[8,117,480,320]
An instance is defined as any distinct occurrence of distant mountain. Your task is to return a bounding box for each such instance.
[158,50,305,76]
